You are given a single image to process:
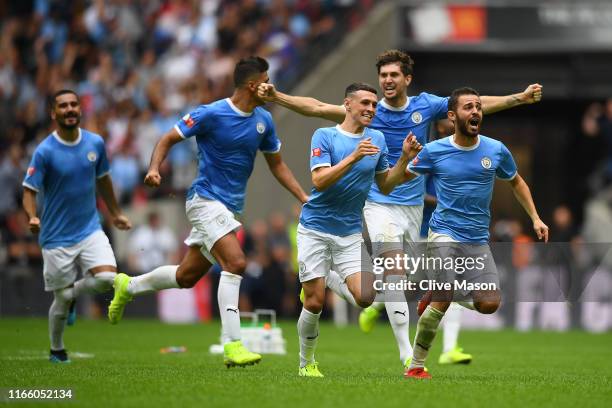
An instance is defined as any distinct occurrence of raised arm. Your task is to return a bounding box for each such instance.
[258,83,346,123]
[481,84,543,115]
[22,187,40,234]
[312,138,379,191]
[144,128,184,187]
[376,133,422,194]
[508,174,549,242]
[96,175,132,230]
[264,152,309,203]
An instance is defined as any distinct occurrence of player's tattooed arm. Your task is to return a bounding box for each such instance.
[257,83,345,123]
[312,138,379,191]
[508,173,549,242]
[480,83,543,115]
[22,187,40,234]
[144,128,184,187]
[96,175,132,230]
[264,152,309,203]
[377,133,422,194]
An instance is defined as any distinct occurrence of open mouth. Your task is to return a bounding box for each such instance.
[468,117,480,127]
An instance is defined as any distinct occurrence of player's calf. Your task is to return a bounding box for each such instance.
[175,264,206,288]
[345,272,376,308]
[302,280,325,314]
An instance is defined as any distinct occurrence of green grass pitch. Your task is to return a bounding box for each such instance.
[1,318,611,407]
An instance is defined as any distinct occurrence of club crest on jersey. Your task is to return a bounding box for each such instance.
[182,114,195,128]
[256,122,266,134]
[87,151,97,162]
[481,157,492,169]
[312,148,321,157]
[27,166,35,176]
[411,112,422,124]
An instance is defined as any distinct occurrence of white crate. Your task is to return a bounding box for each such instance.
[209,309,287,355]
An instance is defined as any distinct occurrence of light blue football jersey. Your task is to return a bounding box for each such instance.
[175,98,281,214]
[300,125,389,236]
[22,129,109,249]
[368,93,449,206]
[408,135,517,243]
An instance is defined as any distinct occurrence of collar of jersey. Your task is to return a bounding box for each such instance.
[449,134,480,151]
[225,98,253,117]
[53,128,82,146]
[379,97,410,112]
[335,125,365,138]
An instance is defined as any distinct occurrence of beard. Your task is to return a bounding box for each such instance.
[457,117,480,137]
[59,114,81,129]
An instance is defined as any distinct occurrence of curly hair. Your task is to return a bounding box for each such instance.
[375,49,414,76]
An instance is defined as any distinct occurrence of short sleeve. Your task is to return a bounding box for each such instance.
[310,129,331,171]
[425,93,449,120]
[259,117,282,153]
[407,145,433,175]
[496,143,517,180]
[376,139,389,173]
[22,147,46,192]
[174,106,209,139]
[96,139,110,178]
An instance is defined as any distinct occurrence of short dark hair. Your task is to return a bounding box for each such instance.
[376,49,414,76]
[233,56,269,88]
[50,89,79,109]
[345,82,378,98]
[449,87,481,112]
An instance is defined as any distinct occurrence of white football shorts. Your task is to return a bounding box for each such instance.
[184,195,241,264]
[363,200,424,257]
[42,229,116,291]
[297,224,371,283]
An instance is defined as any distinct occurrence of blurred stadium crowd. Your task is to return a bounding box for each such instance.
[1,1,612,322]
[1,0,373,196]
[0,0,373,317]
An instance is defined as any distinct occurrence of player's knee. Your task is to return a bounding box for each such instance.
[222,255,247,275]
[474,300,500,314]
[53,288,72,305]
[304,298,323,314]
[303,292,324,314]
